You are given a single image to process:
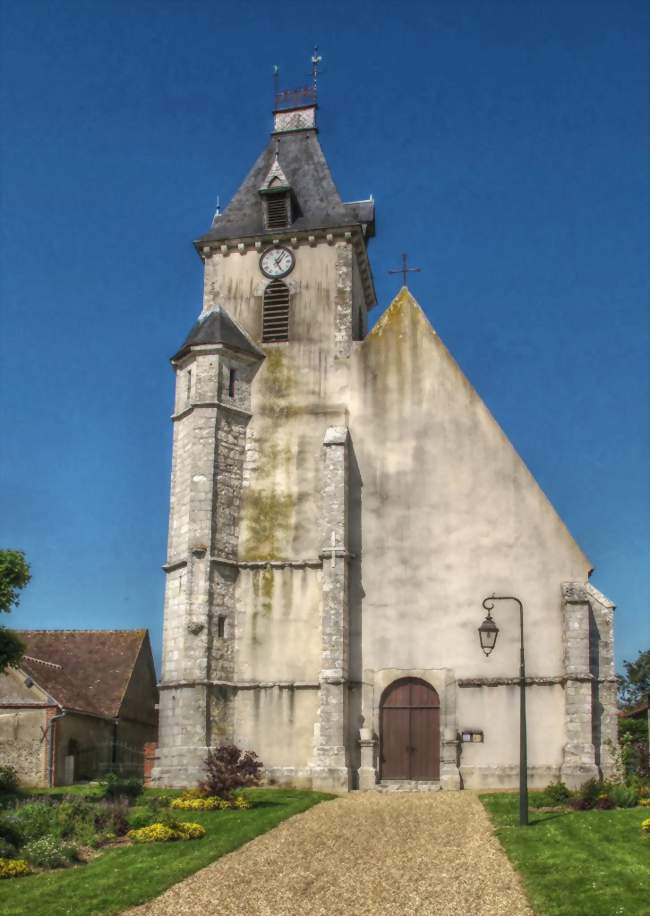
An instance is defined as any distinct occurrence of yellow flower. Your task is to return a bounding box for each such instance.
[127,821,206,843]
[171,796,230,811]
[0,858,32,879]
[641,818,650,834]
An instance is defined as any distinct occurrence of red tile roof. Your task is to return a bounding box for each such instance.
[16,630,148,719]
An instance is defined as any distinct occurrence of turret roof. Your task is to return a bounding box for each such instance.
[172,305,265,362]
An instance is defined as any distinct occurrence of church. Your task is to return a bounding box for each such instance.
[152,81,617,794]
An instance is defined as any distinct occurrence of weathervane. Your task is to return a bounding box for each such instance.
[311,46,322,95]
[388,253,421,288]
[273,48,323,109]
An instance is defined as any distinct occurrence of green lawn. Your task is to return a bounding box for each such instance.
[0,788,332,916]
[481,793,650,916]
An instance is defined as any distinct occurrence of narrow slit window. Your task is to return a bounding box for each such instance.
[217,615,226,639]
[263,280,290,342]
[186,370,192,402]
[228,368,237,398]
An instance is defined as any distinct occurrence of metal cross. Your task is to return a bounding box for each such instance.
[388,253,421,288]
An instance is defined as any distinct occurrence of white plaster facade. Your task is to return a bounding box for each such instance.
[153,103,617,793]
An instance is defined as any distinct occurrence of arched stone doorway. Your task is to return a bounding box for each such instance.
[380,677,440,780]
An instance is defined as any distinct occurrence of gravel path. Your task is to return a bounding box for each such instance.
[127,792,532,916]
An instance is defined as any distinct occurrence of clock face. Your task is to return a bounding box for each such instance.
[260,246,295,279]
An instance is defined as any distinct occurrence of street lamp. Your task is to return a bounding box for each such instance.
[478,594,529,827]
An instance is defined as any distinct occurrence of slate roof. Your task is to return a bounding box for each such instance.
[198,128,375,243]
[172,305,265,362]
[16,630,148,719]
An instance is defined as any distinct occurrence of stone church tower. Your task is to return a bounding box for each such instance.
[153,93,617,792]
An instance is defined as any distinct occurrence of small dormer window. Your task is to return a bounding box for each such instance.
[264,190,291,230]
[259,154,293,230]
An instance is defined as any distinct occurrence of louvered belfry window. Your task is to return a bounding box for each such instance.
[263,280,290,342]
[264,192,291,230]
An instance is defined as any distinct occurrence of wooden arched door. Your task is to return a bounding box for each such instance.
[380,678,440,780]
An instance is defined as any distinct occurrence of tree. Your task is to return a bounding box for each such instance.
[618,648,650,709]
[0,549,30,674]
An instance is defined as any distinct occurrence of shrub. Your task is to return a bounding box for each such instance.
[542,781,572,804]
[569,778,609,810]
[0,766,19,794]
[126,809,155,830]
[100,773,143,803]
[642,817,650,835]
[595,795,616,810]
[0,838,17,858]
[233,794,252,810]
[609,783,639,809]
[0,816,23,848]
[22,836,79,869]
[94,800,130,837]
[10,801,57,842]
[127,821,205,843]
[0,858,31,879]
[170,796,230,811]
[175,822,205,840]
[200,745,263,801]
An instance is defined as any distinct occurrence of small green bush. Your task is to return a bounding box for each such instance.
[100,773,143,802]
[609,783,639,808]
[22,835,79,869]
[10,801,57,843]
[0,766,19,794]
[543,781,572,804]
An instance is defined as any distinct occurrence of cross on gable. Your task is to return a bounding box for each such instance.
[388,253,421,288]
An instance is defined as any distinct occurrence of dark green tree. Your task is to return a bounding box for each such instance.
[0,550,30,673]
[618,648,650,708]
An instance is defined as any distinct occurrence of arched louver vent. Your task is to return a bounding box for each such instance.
[263,280,290,342]
[265,193,291,230]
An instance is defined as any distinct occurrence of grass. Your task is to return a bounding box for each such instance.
[0,787,332,916]
[481,792,650,916]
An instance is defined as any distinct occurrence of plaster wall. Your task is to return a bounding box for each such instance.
[348,290,592,773]
[234,686,319,771]
[235,567,321,682]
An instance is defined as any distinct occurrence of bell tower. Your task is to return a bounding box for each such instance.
[154,64,376,789]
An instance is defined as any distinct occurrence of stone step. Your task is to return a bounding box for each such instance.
[376,780,441,792]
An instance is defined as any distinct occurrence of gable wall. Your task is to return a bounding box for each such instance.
[348,292,591,777]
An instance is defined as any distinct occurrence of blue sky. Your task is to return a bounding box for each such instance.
[1,0,648,674]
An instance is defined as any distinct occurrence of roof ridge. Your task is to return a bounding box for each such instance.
[22,655,63,670]
[16,628,147,635]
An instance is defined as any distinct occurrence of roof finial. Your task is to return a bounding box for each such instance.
[273,65,280,97]
[212,195,221,225]
[311,46,322,97]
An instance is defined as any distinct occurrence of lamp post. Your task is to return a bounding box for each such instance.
[478,594,528,827]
